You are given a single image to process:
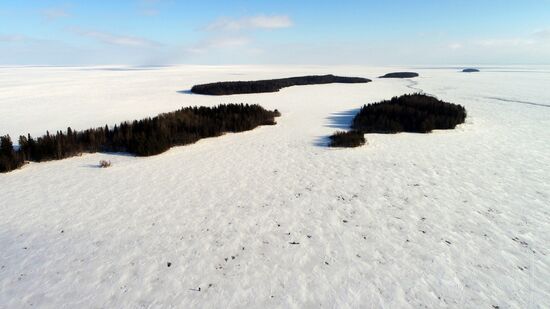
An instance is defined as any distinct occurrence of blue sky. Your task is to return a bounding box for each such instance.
[1,0,549,65]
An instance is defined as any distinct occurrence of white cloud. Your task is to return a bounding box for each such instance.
[72,29,159,47]
[186,14,292,58]
[205,15,293,31]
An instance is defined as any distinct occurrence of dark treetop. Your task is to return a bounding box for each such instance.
[328,93,466,148]
[352,93,466,133]
[379,72,419,79]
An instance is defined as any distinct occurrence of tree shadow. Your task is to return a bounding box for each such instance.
[314,136,330,147]
[324,108,359,129]
[176,90,194,95]
[315,108,359,148]
[99,151,135,158]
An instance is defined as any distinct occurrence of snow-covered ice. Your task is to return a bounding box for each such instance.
[0,65,549,308]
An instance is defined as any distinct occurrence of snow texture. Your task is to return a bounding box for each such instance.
[1,65,549,308]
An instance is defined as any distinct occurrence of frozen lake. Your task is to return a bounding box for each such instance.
[1,65,549,308]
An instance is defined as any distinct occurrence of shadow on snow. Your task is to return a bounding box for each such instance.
[314,108,359,147]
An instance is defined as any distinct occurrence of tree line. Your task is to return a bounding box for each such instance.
[0,104,280,173]
[191,75,371,95]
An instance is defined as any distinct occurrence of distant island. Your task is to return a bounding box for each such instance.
[379,72,419,79]
[190,75,371,95]
[462,68,480,73]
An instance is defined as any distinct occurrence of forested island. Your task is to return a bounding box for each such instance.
[329,93,466,147]
[0,104,280,173]
[379,72,419,78]
[190,75,371,95]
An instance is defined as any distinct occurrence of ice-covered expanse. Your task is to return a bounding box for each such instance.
[1,65,549,308]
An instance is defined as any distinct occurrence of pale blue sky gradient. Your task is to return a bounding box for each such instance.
[1,0,549,65]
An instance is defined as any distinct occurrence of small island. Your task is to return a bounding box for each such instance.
[379,72,419,79]
[329,130,366,148]
[329,93,466,147]
[462,68,480,73]
[190,75,371,95]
